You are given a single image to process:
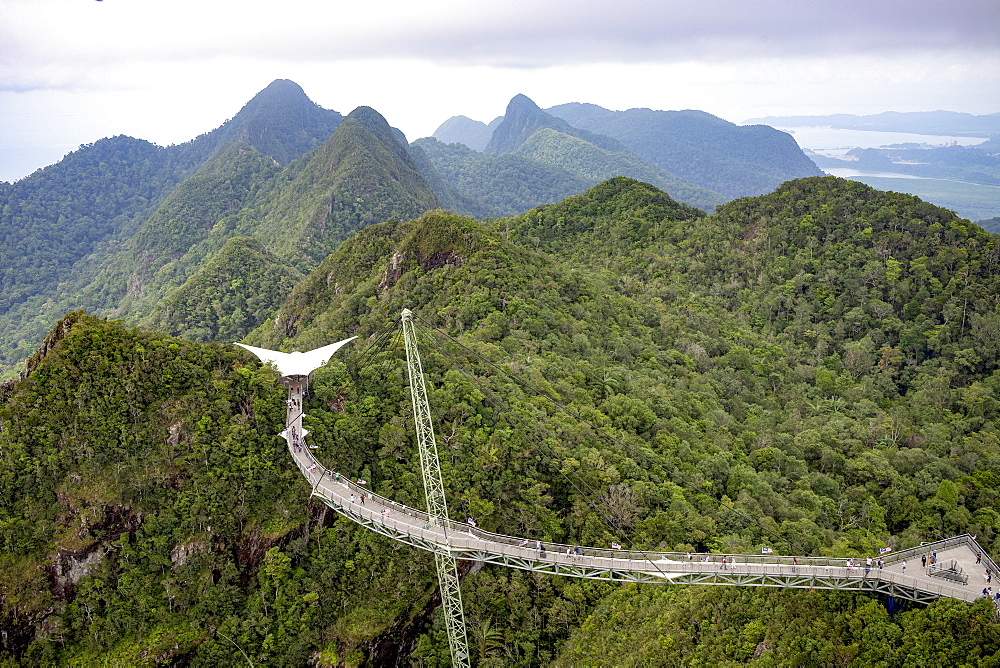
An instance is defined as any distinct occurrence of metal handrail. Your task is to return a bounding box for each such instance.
[291,442,979,587]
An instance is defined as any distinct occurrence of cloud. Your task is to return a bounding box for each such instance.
[2,0,996,92]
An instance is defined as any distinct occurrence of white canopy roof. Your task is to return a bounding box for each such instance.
[234,337,357,376]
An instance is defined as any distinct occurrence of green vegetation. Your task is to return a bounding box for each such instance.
[978,216,1000,233]
[245,105,439,270]
[823,173,1000,223]
[3,176,1000,664]
[143,237,304,342]
[201,79,344,167]
[412,137,593,218]
[547,103,824,198]
[0,136,192,315]
[0,99,435,378]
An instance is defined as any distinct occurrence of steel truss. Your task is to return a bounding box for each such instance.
[401,309,470,668]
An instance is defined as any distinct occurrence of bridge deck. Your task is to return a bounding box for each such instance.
[282,384,998,606]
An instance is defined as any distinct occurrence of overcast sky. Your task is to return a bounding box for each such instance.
[2,0,998,182]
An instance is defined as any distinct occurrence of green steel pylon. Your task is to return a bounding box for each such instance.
[401,309,470,668]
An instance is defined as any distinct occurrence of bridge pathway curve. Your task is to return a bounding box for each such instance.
[281,381,998,607]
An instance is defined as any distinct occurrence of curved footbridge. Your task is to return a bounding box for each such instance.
[281,384,995,607]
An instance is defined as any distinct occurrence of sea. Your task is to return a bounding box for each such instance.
[776,126,989,157]
[774,127,998,222]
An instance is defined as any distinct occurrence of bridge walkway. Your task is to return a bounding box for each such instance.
[282,383,997,606]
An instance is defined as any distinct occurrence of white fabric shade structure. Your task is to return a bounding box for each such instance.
[234,337,357,376]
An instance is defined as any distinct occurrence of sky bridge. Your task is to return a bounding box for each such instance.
[239,314,1000,667]
[285,393,992,605]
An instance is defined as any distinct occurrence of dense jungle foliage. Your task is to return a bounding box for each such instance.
[2,176,1000,665]
[0,100,433,378]
[410,138,593,218]
[142,237,303,343]
[0,82,824,381]
[0,80,341,375]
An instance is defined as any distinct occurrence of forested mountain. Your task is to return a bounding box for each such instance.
[242,105,439,269]
[0,87,433,378]
[485,94,629,155]
[4,176,998,665]
[142,237,304,342]
[432,115,502,152]
[418,95,725,216]
[513,128,724,210]
[190,79,344,167]
[0,80,350,376]
[546,103,823,198]
[431,96,823,201]
[0,136,195,316]
[411,137,596,218]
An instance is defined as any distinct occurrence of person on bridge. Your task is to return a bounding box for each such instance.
[921,555,927,568]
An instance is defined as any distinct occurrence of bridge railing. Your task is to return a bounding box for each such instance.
[290,440,938,570]
[290,443,987,601]
[879,534,983,567]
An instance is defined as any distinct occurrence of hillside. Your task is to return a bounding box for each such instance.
[411,137,597,218]
[0,80,350,376]
[244,105,439,269]
[513,128,724,211]
[485,94,629,155]
[432,115,502,152]
[142,237,304,342]
[3,178,1000,664]
[192,79,344,167]
[0,87,439,378]
[416,95,724,217]
[547,103,823,198]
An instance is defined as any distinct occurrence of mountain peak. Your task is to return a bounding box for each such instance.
[486,94,631,156]
[203,80,343,166]
[245,79,311,108]
[342,106,392,132]
[339,106,415,168]
[486,94,562,154]
[432,115,503,151]
[507,93,541,112]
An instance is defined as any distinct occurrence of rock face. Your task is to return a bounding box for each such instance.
[170,540,208,569]
[53,549,105,594]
